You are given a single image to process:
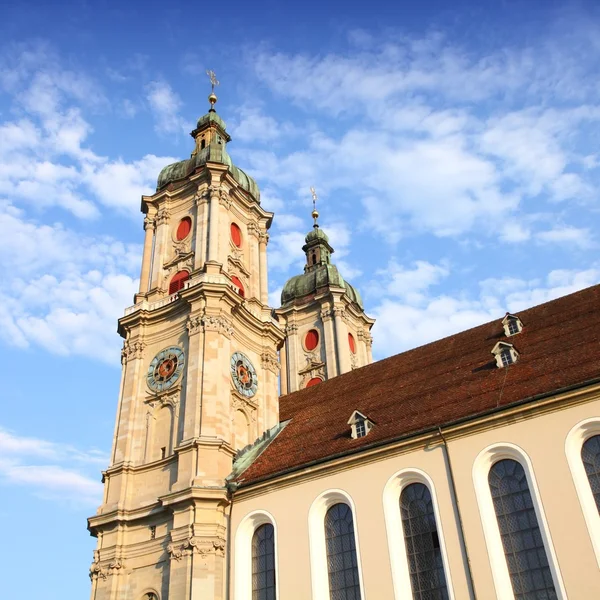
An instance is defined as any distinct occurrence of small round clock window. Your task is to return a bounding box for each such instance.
[230,222,242,247]
[176,217,192,241]
[306,377,322,387]
[305,329,319,351]
[348,332,357,354]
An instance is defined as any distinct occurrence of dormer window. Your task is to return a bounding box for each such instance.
[347,410,374,439]
[491,341,519,368]
[502,313,523,336]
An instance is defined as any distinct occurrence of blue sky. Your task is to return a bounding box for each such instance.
[2,0,600,597]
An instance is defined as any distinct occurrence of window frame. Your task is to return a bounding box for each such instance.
[308,489,365,600]
[565,417,600,568]
[382,468,455,600]
[235,510,280,600]
[472,443,566,600]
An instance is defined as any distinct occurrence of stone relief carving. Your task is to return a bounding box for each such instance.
[143,216,156,231]
[186,314,234,338]
[320,308,333,321]
[89,551,125,581]
[218,189,232,209]
[285,323,298,335]
[246,221,260,239]
[168,537,226,560]
[121,340,144,364]
[156,208,170,225]
[261,352,280,374]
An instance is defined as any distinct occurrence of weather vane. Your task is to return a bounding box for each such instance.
[310,186,319,228]
[206,69,219,110]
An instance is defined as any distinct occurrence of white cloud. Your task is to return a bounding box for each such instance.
[0,203,139,362]
[372,265,600,358]
[0,427,107,506]
[146,80,189,135]
[535,226,594,249]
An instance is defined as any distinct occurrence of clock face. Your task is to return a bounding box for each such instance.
[147,346,185,392]
[230,352,258,397]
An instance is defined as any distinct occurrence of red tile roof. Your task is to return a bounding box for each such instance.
[237,285,600,486]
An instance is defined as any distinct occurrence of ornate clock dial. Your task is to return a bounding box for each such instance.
[147,346,185,392]
[230,352,258,397]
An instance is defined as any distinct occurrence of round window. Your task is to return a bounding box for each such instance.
[348,332,356,354]
[230,222,242,248]
[176,217,192,241]
[304,329,319,351]
[306,377,322,388]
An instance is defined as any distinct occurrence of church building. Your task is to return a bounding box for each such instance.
[88,85,600,600]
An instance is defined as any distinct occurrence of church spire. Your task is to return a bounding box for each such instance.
[206,69,219,112]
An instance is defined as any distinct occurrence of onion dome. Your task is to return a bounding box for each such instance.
[280,222,364,309]
[156,109,260,200]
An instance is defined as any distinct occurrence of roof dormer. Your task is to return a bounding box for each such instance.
[347,410,374,439]
[491,341,519,368]
[502,313,523,337]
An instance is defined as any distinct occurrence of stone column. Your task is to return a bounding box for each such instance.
[285,323,299,392]
[248,222,261,300]
[366,331,374,363]
[334,307,351,375]
[321,308,338,379]
[194,189,209,270]
[279,342,288,396]
[207,186,220,262]
[139,216,155,293]
[151,207,170,291]
[258,231,269,305]
[182,312,206,441]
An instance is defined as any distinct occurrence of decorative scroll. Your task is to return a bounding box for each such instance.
[261,351,280,374]
[156,208,170,225]
[121,340,144,364]
[186,314,234,338]
[168,537,226,560]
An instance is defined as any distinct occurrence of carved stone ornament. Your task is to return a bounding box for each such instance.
[261,351,280,374]
[156,207,170,225]
[350,353,358,370]
[194,187,209,205]
[285,323,298,335]
[218,189,232,209]
[143,216,156,231]
[320,308,333,321]
[121,340,145,364]
[89,553,125,581]
[332,307,345,318]
[365,332,373,347]
[168,537,226,560]
[258,231,269,245]
[247,221,260,239]
[186,314,234,338]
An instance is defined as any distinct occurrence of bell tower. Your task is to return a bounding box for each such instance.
[276,189,375,393]
[88,78,283,600]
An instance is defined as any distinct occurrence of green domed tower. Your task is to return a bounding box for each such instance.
[276,202,375,393]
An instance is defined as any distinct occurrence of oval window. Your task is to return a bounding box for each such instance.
[230,222,242,248]
[348,332,356,354]
[176,217,192,241]
[169,270,190,295]
[305,329,319,351]
[231,275,245,298]
[306,377,322,387]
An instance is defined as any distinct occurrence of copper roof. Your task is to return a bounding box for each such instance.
[237,284,600,486]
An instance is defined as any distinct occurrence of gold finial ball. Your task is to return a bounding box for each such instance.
[312,209,319,220]
[208,92,218,106]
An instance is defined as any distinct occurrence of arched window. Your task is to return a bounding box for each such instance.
[582,435,600,512]
[488,459,557,599]
[400,483,449,599]
[324,503,362,600]
[169,270,189,295]
[231,275,245,298]
[252,523,276,600]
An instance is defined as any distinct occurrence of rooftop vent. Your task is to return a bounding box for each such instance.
[347,410,374,439]
[491,341,519,368]
[502,313,523,337]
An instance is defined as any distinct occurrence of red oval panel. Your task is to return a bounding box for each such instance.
[230,222,242,247]
[169,270,190,295]
[306,377,322,388]
[176,217,192,241]
[348,332,356,354]
[231,275,245,298]
[305,329,319,351]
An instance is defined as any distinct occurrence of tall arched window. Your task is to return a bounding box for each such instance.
[582,435,600,512]
[400,483,449,599]
[324,503,362,600]
[252,523,276,600]
[488,459,557,599]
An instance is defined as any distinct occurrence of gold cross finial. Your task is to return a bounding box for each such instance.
[310,186,319,228]
[206,69,219,109]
